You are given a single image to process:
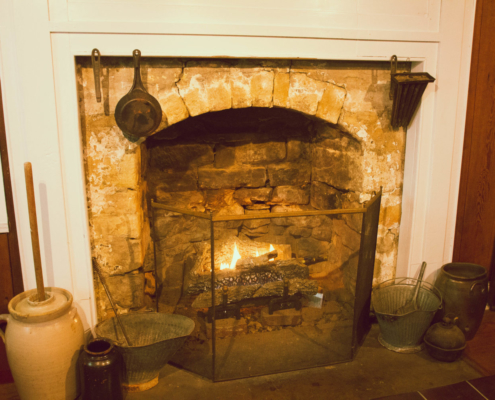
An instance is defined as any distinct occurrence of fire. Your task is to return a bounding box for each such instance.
[269,244,275,261]
[219,243,275,270]
[220,242,242,270]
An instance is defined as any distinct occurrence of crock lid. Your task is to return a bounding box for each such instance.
[8,287,73,323]
[441,263,487,281]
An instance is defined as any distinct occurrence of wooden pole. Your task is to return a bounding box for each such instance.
[24,162,45,302]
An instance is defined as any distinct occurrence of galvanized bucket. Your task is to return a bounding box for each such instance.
[95,312,195,392]
[372,278,442,353]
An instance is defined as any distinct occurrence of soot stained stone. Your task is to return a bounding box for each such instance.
[214,144,236,168]
[235,141,286,165]
[286,139,311,161]
[155,190,206,212]
[312,221,334,242]
[269,186,310,205]
[267,163,311,186]
[296,237,331,259]
[241,224,271,238]
[150,169,198,192]
[333,219,361,251]
[198,166,266,189]
[314,125,362,153]
[311,182,342,210]
[234,188,273,206]
[312,147,363,192]
[150,143,214,170]
[287,226,313,238]
[105,272,145,309]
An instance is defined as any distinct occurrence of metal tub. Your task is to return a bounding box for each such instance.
[95,312,195,392]
[372,278,441,353]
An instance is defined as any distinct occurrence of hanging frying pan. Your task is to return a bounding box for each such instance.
[115,49,162,141]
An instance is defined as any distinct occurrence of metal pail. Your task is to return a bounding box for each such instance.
[95,312,195,391]
[372,278,442,353]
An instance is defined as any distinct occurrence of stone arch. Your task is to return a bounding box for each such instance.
[150,61,348,137]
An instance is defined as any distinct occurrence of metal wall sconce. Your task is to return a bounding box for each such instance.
[390,55,435,129]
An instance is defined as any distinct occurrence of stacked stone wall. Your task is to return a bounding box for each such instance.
[76,57,408,320]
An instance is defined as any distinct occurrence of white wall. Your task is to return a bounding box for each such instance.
[0,0,477,329]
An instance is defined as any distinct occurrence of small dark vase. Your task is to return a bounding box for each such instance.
[79,338,124,400]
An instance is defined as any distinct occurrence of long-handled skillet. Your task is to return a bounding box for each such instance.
[115,49,162,142]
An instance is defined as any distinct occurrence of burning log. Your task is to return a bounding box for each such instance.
[185,258,310,295]
[192,285,260,308]
[253,278,317,298]
[191,278,318,308]
[301,256,328,266]
[236,250,278,270]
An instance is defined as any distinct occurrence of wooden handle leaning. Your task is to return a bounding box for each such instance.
[24,162,45,302]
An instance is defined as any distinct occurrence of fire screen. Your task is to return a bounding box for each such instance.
[151,190,381,381]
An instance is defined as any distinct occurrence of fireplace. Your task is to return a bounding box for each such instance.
[74,56,399,379]
[76,58,407,315]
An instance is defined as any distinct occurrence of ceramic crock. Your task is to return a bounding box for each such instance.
[434,262,488,340]
[0,287,84,400]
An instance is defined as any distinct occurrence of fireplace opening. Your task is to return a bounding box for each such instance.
[144,107,380,380]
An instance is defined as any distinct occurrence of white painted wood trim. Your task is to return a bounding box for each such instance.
[48,0,442,42]
[51,33,97,327]
[48,22,442,43]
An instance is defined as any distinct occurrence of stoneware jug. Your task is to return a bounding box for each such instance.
[434,262,488,340]
[0,287,84,400]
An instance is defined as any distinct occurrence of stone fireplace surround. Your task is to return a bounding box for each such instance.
[77,58,408,318]
[0,1,475,330]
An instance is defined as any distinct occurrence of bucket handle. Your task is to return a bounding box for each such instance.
[470,282,486,296]
[0,314,8,343]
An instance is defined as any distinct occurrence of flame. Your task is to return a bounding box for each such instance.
[269,244,275,261]
[220,242,242,270]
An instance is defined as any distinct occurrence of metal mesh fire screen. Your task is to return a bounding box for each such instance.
[150,189,381,381]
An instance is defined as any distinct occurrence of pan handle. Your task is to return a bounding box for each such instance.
[390,55,398,100]
[91,49,101,103]
[132,49,145,91]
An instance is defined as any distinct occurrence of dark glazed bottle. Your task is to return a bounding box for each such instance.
[434,263,488,340]
[79,338,124,400]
